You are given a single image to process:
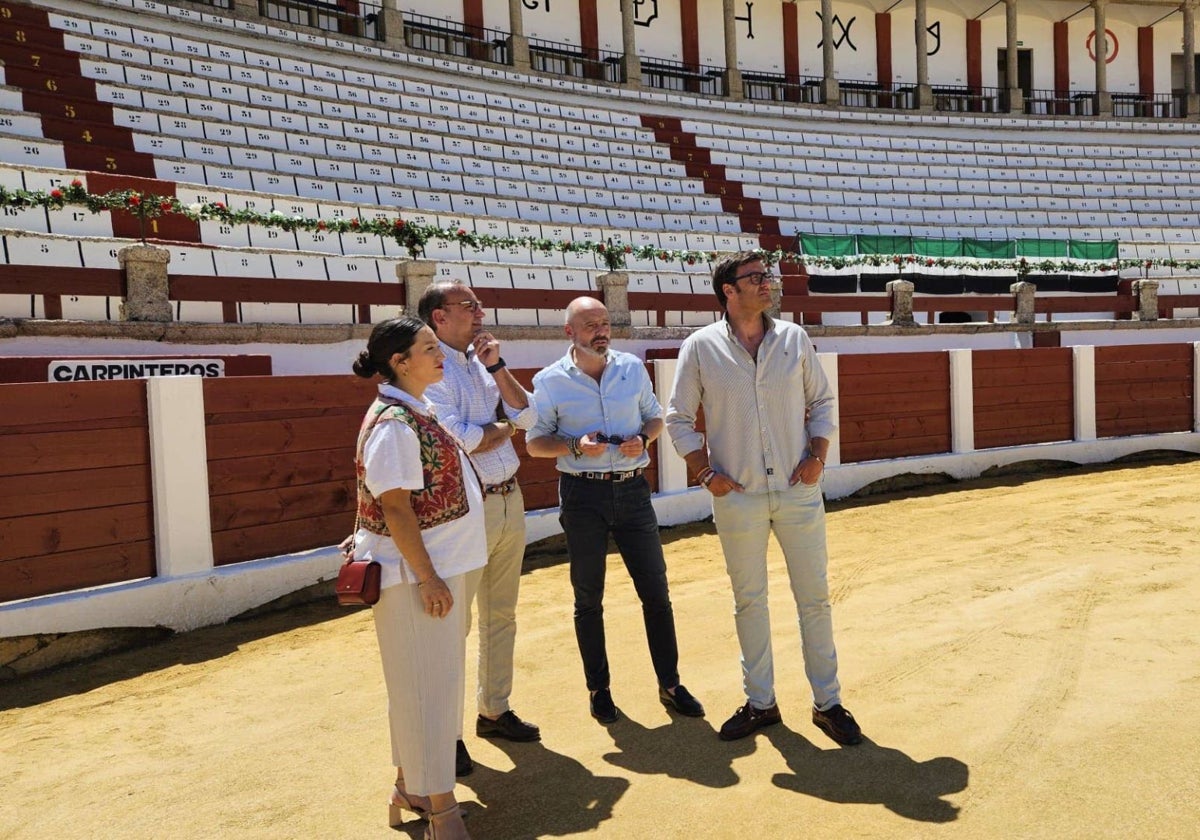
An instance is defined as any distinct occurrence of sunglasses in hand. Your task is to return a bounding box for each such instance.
[594,433,626,445]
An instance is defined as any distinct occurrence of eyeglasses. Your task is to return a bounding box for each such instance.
[442,299,484,314]
[733,271,775,286]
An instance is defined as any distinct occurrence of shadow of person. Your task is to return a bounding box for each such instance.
[452,739,629,840]
[765,725,969,823]
[600,712,752,788]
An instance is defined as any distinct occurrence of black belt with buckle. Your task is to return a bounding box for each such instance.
[572,468,645,482]
[482,477,517,495]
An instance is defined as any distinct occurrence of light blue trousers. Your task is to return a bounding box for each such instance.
[711,480,842,712]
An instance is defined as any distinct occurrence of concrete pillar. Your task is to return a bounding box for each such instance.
[1005,0,1023,113]
[1094,0,1113,115]
[817,352,841,466]
[915,0,933,109]
[767,274,782,319]
[722,0,743,99]
[651,358,688,492]
[821,0,840,105]
[1184,3,1199,117]
[147,376,215,577]
[231,0,258,21]
[597,271,631,327]
[381,6,405,51]
[1011,280,1036,326]
[398,260,438,319]
[508,0,531,71]
[1194,342,1200,431]
[1073,345,1097,441]
[886,279,916,326]
[1133,278,1159,321]
[621,0,642,87]
[119,244,172,322]
[948,349,975,454]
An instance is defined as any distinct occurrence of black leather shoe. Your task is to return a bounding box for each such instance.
[589,688,619,724]
[812,704,863,745]
[455,739,474,777]
[476,710,541,742]
[718,702,782,741]
[659,684,705,717]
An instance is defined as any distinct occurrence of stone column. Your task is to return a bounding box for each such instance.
[119,245,172,322]
[381,6,405,52]
[398,260,438,320]
[1094,0,1112,115]
[1184,2,1199,117]
[1133,279,1160,321]
[597,271,631,327]
[722,0,744,100]
[231,0,258,22]
[1011,280,1037,325]
[915,0,933,109]
[821,0,840,105]
[1005,0,1023,112]
[508,0,531,72]
[621,0,642,87]
[886,279,916,326]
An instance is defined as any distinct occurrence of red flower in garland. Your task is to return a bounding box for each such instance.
[127,193,141,206]
[597,243,606,252]
[624,245,632,254]
[394,219,405,229]
[926,258,935,267]
[214,201,226,210]
[159,200,172,212]
[350,218,360,229]
[316,220,327,231]
[70,179,83,188]
[50,189,63,199]
[457,228,467,237]
[892,255,902,264]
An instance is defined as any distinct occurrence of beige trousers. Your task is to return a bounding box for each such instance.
[463,482,527,719]
[372,573,468,796]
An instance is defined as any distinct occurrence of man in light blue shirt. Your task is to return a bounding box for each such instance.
[527,296,704,725]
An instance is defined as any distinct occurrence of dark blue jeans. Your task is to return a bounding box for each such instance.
[558,473,680,692]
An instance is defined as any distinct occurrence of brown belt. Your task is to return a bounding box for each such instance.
[482,477,518,496]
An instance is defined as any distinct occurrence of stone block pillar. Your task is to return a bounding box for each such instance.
[381,7,405,51]
[1133,279,1159,321]
[398,260,438,320]
[597,271,631,327]
[119,245,172,322]
[232,0,258,21]
[1011,281,1037,326]
[886,279,916,326]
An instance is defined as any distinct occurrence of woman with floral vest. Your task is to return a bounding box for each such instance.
[351,316,485,840]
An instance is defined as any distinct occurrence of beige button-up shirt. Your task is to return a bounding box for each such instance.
[665,314,836,495]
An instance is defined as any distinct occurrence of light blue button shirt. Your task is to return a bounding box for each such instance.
[530,347,661,474]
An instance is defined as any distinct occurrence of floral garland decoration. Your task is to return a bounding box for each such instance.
[2,182,1189,277]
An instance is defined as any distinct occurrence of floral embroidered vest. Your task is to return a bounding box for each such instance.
[354,395,470,535]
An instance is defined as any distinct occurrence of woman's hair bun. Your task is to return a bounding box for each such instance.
[351,349,376,378]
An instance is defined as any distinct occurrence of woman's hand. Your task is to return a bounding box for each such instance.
[418,574,453,618]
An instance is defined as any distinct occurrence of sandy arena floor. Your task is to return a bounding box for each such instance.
[2,458,1199,839]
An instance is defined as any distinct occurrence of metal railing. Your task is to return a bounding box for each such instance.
[173,0,233,8]
[930,85,1004,113]
[258,0,384,41]
[641,57,727,97]
[837,79,911,110]
[528,37,625,84]
[1024,89,1092,116]
[401,12,509,65]
[742,72,824,104]
[1112,92,1181,119]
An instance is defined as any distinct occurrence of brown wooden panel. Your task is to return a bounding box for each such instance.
[0,265,124,296]
[0,502,152,561]
[1034,295,1135,314]
[839,351,948,377]
[912,295,1012,311]
[0,379,147,428]
[205,414,364,460]
[0,427,150,475]
[841,435,951,463]
[208,449,356,496]
[520,480,561,512]
[974,382,1075,410]
[202,374,372,415]
[212,511,353,566]
[171,276,404,305]
[840,389,950,416]
[0,464,150,518]
[0,3,52,25]
[838,368,950,397]
[1096,412,1192,437]
[0,540,154,603]
[210,479,355,531]
[1094,357,1192,384]
[973,348,1073,370]
[1095,342,1192,367]
[0,354,272,384]
[41,114,135,150]
[975,404,1073,433]
[477,287,596,310]
[839,351,951,462]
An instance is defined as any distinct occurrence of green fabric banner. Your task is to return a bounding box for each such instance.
[797,234,856,257]
[1016,239,1068,258]
[1069,240,1118,260]
[857,235,914,255]
[963,238,1016,259]
[913,238,964,257]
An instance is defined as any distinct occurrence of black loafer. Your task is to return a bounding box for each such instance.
[476,710,541,742]
[590,688,619,724]
[455,739,474,777]
[718,702,782,741]
[812,704,863,746]
[659,684,705,717]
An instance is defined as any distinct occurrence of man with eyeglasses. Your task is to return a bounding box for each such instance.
[417,281,541,774]
[526,296,704,724]
[665,252,864,747]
